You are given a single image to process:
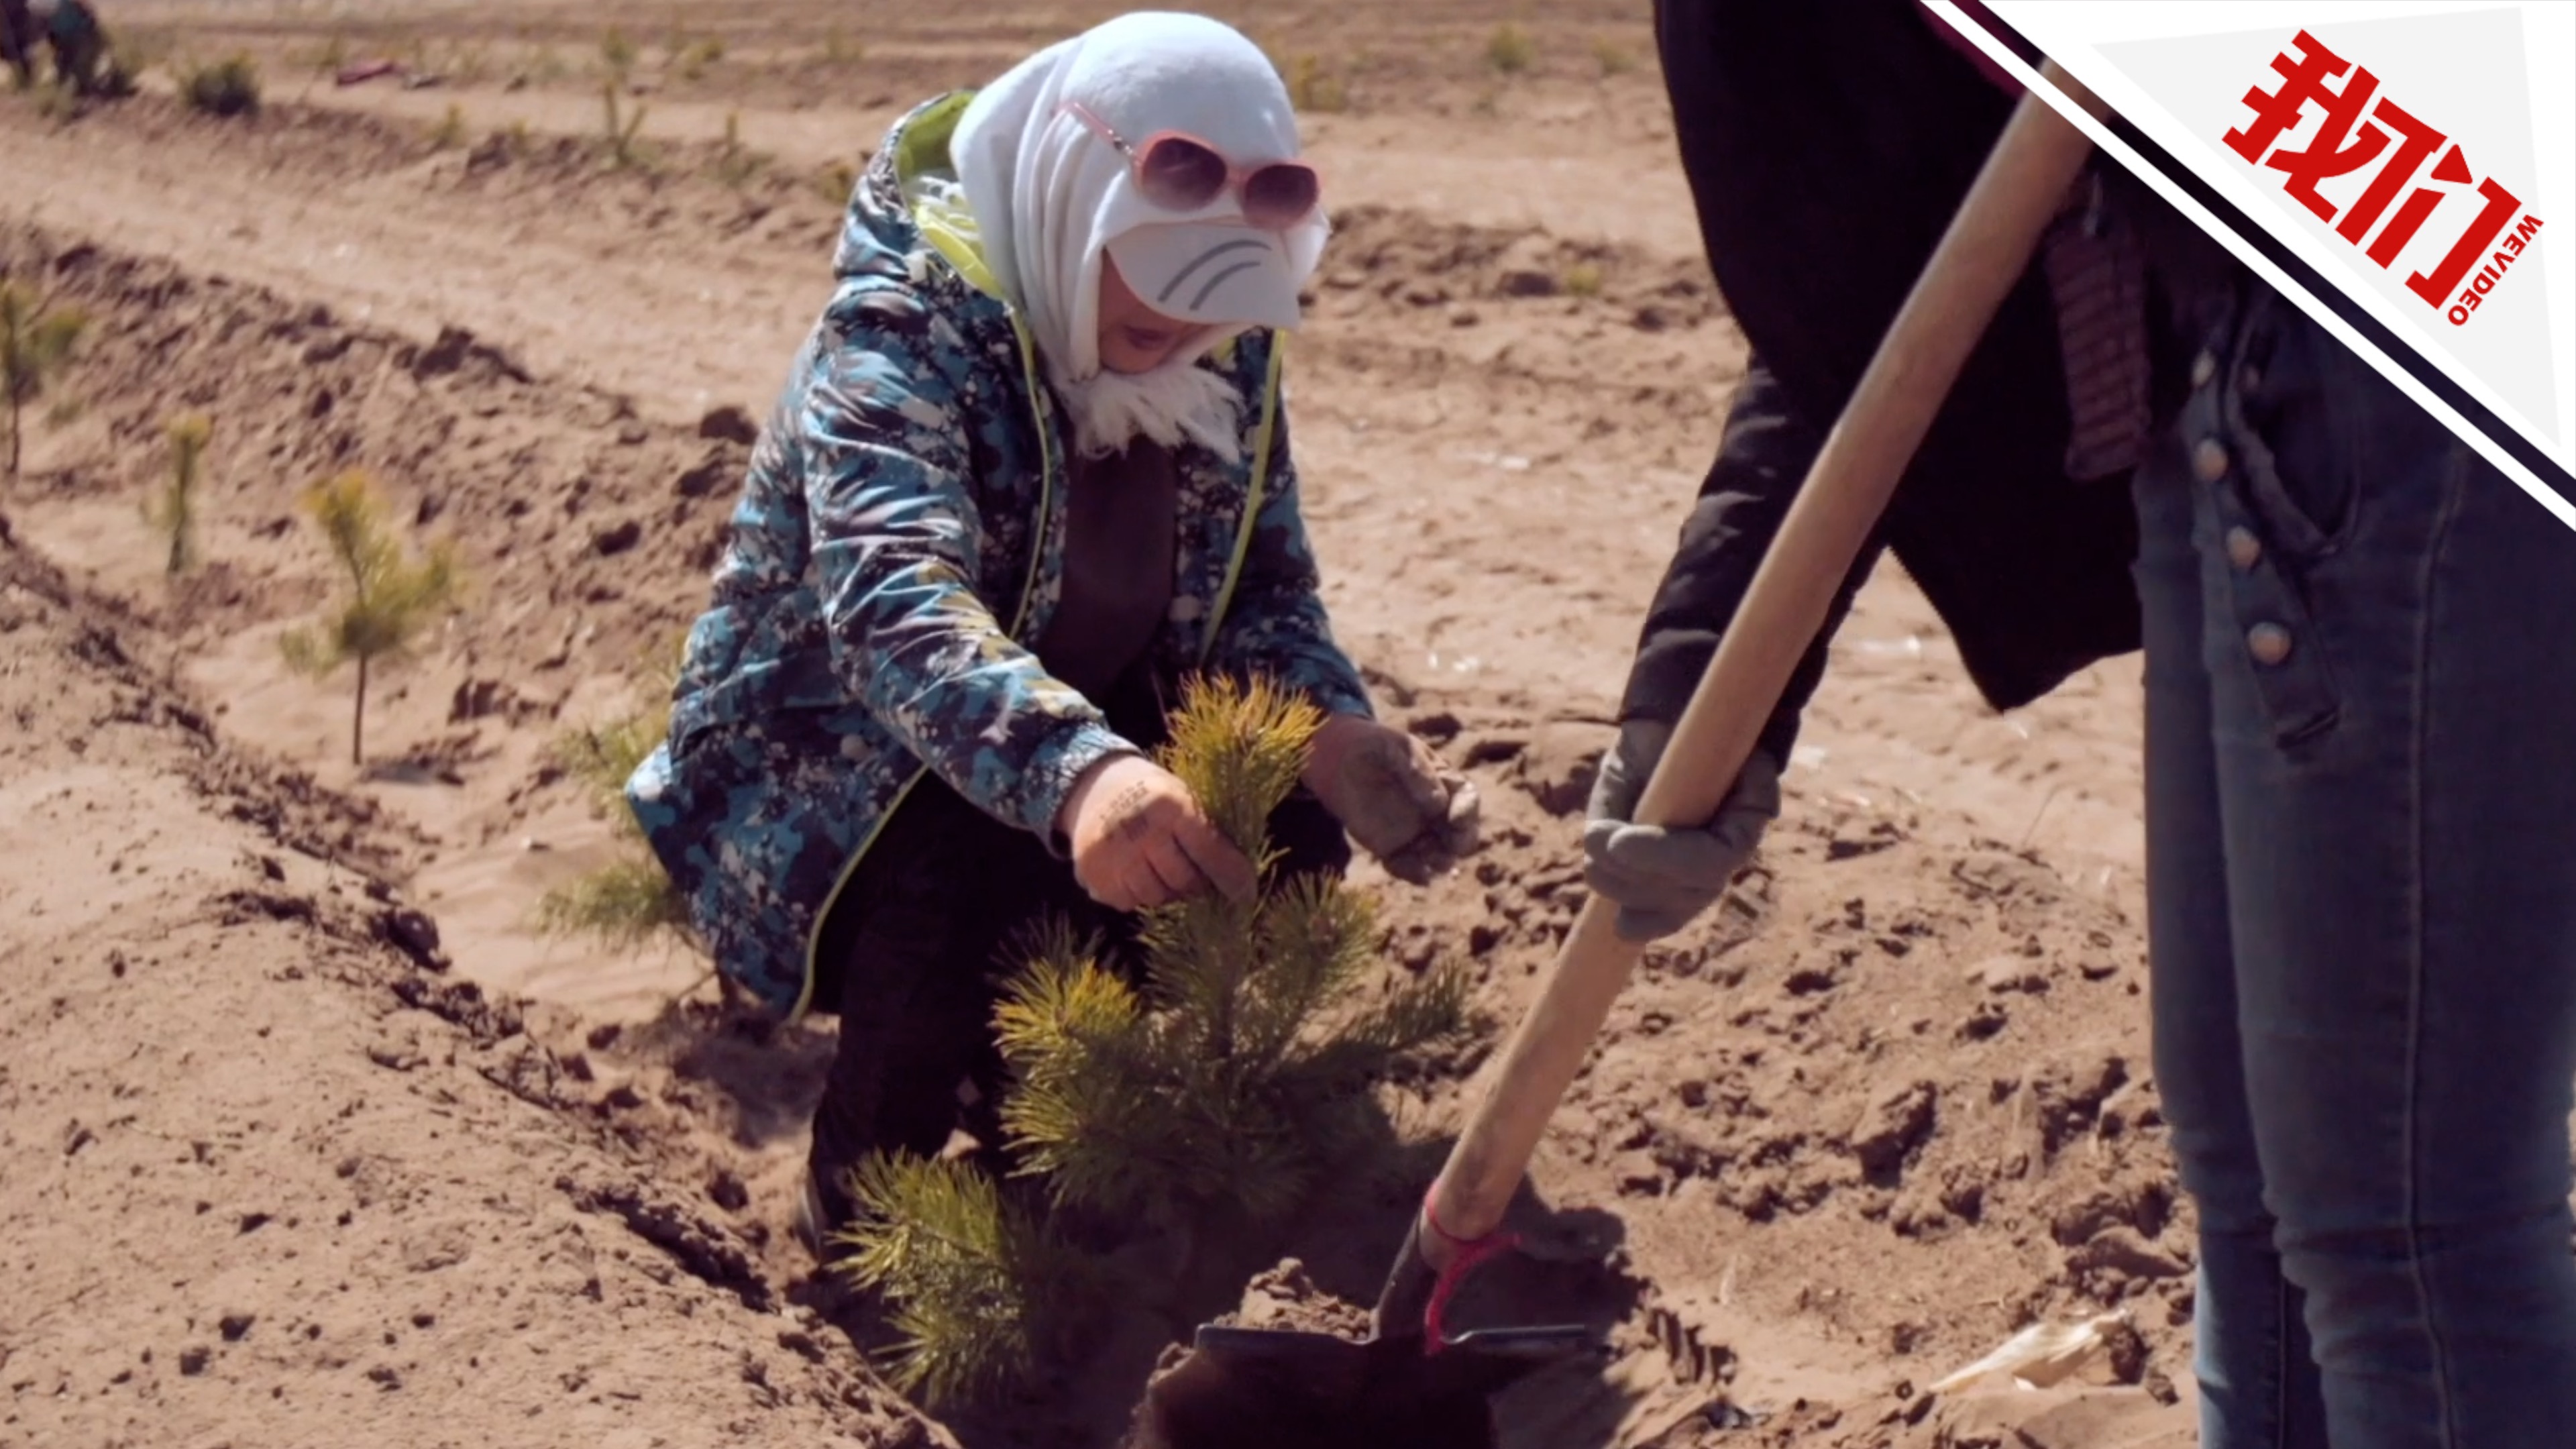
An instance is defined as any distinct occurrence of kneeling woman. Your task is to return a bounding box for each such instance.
[629,12,1475,1244]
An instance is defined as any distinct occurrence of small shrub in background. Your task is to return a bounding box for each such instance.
[0,279,85,482]
[1283,53,1348,114]
[714,109,765,187]
[816,158,859,207]
[1486,22,1535,76]
[428,101,466,150]
[598,79,649,169]
[675,36,724,81]
[485,117,534,161]
[177,53,260,117]
[598,25,637,79]
[145,413,213,577]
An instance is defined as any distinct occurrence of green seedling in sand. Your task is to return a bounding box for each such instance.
[0,278,86,483]
[536,635,694,950]
[1485,23,1535,76]
[674,36,724,82]
[428,101,467,150]
[488,117,533,161]
[1563,260,1605,299]
[715,109,765,187]
[598,80,649,169]
[278,470,463,766]
[1283,53,1348,115]
[833,676,1472,1404]
[1592,37,1636,77]
[144,413,212,576]
[817,158,859,207]
[598,25,637,80]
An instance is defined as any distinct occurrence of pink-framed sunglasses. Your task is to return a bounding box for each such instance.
[1062,100,1322,231]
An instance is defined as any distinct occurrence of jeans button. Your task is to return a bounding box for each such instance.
[2247,623,2294,666]
[2192,438,2231,482]
[2226,526,2261,569]
[2191,350,2217,387]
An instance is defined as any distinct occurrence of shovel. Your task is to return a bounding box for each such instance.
[1130,60,2114,1449]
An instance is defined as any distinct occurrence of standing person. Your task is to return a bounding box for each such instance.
[627,11,1478,1251]
[3,0,37,90]
[1591,3,2576,1445]
[30,0,103,95]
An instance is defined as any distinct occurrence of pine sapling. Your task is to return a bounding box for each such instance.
[144,413,212,576]
[994,676,1473,1223]
[536,633,694,948]
[833,676,1473,1403]
[1,279,87,483]
[428,101,467,150]
[830,1152,1099,1405]
[598,79,648,169]
[599,26,637,80]
[278,470,463,765]
[715,109,763,187]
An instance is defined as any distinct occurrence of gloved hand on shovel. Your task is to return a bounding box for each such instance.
[1583,718,1782,941]
[1305,716,1481,882]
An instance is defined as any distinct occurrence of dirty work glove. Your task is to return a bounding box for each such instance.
[1582,719,1781,943]
[1058,754,1260,914]
[1304,716,1481,884]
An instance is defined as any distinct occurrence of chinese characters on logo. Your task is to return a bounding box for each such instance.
[2224,30,2544,327]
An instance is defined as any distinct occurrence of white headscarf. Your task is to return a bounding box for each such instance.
[951,12,1328,456]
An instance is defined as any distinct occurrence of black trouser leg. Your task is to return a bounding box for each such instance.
[806,780,1097,1232]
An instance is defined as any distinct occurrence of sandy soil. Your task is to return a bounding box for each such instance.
[5,4,2190,1446]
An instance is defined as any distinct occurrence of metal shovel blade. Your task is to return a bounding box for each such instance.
[1128,1322,1604,1449]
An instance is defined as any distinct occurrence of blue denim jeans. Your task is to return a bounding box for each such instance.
[2135,279,2576,1447]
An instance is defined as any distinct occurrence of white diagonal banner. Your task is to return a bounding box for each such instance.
[1925,1,2576,523]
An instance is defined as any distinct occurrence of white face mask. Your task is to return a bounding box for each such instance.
[951,12,1326,388]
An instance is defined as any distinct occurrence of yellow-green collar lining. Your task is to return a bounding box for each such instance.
[899,91,1007,301]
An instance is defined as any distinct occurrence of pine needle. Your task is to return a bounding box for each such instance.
[832,1152,1091,1405]
[534,858,690,947]
[534,632,692,945]
[554,713,665,833]
[1155,673,1320,857]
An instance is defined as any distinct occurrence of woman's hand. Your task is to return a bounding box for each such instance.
[1057,754,1260,912]
[1303,716,1480,883]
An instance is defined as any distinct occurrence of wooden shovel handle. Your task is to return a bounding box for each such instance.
[1421,62,2113,1252]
